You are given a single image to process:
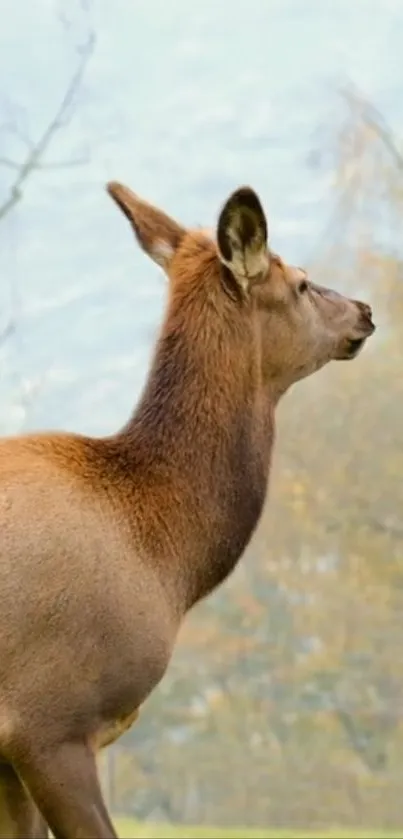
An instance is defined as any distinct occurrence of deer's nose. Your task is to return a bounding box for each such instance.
[356,300,374,322]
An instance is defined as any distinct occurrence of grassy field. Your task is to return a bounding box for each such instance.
[115,818,403,838]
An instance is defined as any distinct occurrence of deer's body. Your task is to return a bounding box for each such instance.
[0,403,269,754]
[0,184,375,838]
[0,434,174,747]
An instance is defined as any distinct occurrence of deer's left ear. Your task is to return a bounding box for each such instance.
[216,186,270,291]
[107,181,185,273]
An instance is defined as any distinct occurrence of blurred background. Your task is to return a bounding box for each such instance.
[1,0,402,835]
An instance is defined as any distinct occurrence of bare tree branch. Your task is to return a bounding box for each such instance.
[0,6,95,426]
[340,85,403,172]
[0,27,95,223]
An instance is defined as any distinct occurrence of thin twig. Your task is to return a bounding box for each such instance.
[0,319,16,347]
[0,156,88,170]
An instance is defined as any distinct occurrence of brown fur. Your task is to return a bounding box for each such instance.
[0,182,375,837]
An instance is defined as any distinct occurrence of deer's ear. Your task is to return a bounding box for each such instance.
[216,186,270,291]
[107,182,185,272]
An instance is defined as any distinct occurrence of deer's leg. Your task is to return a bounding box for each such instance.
[13,741,117,839]
[0,763,48,838]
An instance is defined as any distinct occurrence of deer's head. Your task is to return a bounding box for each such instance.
[107,182,375,399]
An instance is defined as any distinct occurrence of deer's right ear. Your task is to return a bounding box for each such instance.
[107,182,186,272]
[216,186,269,292]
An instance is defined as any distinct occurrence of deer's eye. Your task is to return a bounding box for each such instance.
[298,280,309,294]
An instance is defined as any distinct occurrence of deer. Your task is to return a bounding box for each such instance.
[0,181,375,838]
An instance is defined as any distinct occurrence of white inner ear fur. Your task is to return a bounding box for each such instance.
[151,239,175,269]
[220,246,270,290]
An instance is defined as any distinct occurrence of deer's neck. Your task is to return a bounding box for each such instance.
[119,315,275,610]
